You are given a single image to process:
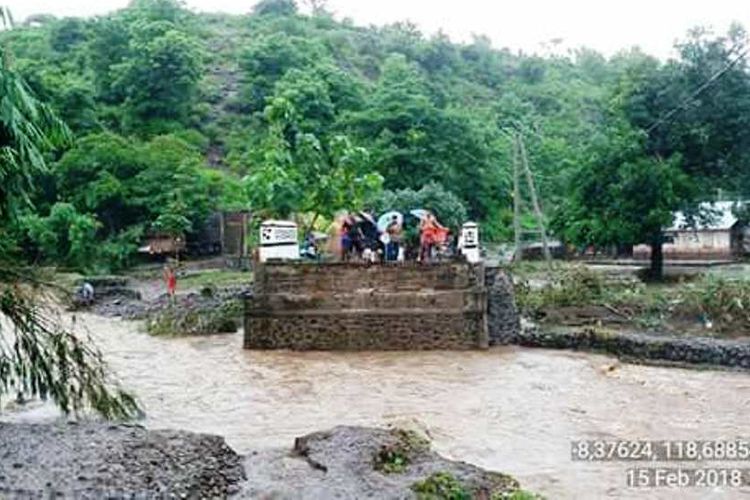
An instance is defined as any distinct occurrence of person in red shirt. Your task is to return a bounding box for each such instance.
[419,213,448,262]
[163,264,177,302]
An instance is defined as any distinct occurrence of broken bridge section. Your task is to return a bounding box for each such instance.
[244,261,519,350]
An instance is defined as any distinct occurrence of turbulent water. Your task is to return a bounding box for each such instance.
[6,313,750,499]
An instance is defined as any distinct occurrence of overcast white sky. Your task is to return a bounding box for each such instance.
[9,0,750,58]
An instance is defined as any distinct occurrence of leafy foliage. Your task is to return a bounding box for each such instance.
[2,0,750,274]
[245,98,382,219]
[411,472,471,500]
[0,25,139,418]
[113,20,203,130]
[0,50,70,221]
[22,202,101,269]
[368,182,468,232]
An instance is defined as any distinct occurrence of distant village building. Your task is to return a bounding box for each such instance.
[138,211,250,260]
[634,201,748,261]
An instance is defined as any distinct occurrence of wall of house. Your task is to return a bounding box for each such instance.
[244,262,518,350]
[633,229,735,260]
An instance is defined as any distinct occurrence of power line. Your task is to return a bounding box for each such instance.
[646,46,749,134]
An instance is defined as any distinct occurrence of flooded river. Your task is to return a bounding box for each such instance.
[7,313,750,499]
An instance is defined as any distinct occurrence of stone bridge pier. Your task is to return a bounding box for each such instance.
[244,261,519,350]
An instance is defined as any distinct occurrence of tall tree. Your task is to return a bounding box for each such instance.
[113,20,203,130]
[553,122,693,279]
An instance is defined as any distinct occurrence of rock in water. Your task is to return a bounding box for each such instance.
[238,425,524,498]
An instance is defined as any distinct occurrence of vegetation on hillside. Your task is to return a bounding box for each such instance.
[3,0,750,279]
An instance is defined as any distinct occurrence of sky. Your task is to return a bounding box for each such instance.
[9,0,750,59]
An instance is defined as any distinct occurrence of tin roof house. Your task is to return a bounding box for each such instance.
[634,201,748,261]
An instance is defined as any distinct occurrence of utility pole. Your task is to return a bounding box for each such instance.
[512,134,522,262]
[511,132,552,265]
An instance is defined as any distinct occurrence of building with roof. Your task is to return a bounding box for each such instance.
[633,201,748,261]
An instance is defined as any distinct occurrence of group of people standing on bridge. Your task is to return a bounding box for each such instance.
[332,210,450,263]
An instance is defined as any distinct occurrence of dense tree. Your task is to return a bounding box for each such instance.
[53,132,235,266]
[3,0,750,275]
[240,33,326,112]
[553,122,693,279]
[114,20,203,130]
[23,202,100,268]
[87,16,131,103]
[253,0,298,17]
[245,98,382,220]
[621,25,750,191]
[49,17,88,53]
[0,22,138,417]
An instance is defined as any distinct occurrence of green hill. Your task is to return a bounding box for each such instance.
[4,0,750,275]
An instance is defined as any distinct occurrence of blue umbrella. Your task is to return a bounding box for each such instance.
[377,211,403,232]
[410,209,430,220]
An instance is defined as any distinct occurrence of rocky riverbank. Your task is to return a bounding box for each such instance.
[86,284,249,322]
[69,275,250,335]
[517,324,750,370]
[0,422,530,499]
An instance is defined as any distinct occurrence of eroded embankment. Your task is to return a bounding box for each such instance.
[0,423,527,499]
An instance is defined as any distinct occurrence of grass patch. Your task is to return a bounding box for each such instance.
[373,428,430,474]
[514,262,750,336]
[515,265,609,314]
[492,490,545,500]
[412,472,471,499]
[177,269,252,290]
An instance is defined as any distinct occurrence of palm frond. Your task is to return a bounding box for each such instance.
[0,50,72,222]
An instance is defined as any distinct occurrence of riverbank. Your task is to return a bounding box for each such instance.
[0,421,529,499]
[505,261,750,369]
[516,323,750,370]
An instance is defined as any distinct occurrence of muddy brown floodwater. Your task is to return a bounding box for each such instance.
[5,313,750,499]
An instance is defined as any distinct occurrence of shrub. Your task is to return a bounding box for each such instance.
[672,276,750,334]
[373,428,430,474]
[411,472,471,500]
[491,490,545,500]
[515,265,605,314]
[146,300,240,336]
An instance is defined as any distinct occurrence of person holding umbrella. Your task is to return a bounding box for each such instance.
[385,214,403,261]
[377,211,404,262]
